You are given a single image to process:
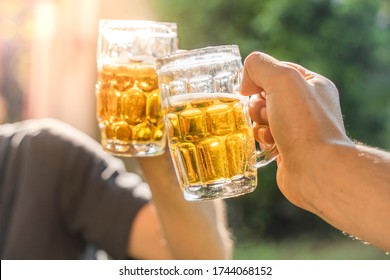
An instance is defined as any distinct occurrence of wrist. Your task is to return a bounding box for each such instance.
[296,138,355,215]
[279,135,352,209]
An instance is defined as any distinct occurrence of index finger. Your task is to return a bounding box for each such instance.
[283,62,316,80]
[240,51,307,97]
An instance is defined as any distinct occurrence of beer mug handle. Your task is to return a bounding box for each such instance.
[253,142,279,168]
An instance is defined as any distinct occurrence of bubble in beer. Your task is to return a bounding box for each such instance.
[100,120,115,140]
[123,87,146,125]
[179,108,207,141]
[166,113,181,143]
[169,101,187,113]
[146,89,162,124]
[197,137,229,181]
[138,67,158,92]
[218,96,238,104]
[135,123,152,141]
[153,125,165,141]
[101,65,116,83]
[190,98,214,108]
[114,66,134,91]
[226,133,249,176]
[113,121,132,141]
[152,120,165,141]
[206,104,235,136]
[107,90,120,119]
[96,67,118,120]
[176,143,203,184]
[233,102,248,130]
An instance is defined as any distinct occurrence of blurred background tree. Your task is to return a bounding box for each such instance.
[151,0,390,258]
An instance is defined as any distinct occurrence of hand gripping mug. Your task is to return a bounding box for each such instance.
[95,20,178,157]
[156,45,278,201]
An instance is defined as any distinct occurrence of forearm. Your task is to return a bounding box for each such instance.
[301,141,390,251]
[137,152,233,259]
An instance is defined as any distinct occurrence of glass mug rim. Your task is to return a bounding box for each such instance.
[98,19,177,36]
[156,44,240,72]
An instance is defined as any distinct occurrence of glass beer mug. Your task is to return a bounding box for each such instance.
[156,45,278,200]
[95,20,178,157]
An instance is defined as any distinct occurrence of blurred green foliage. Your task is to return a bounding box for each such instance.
[151,0,390,243]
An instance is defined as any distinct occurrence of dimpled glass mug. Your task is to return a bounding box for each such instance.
[156,45,278,201]
[95,20,178,157]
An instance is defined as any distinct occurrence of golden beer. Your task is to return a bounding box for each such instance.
[164,93,257,200]
[157,45,277,200]
[96,19,177,156]
[96,63,165,156]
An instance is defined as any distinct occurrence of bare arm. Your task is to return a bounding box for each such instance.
[241,51,390,252]
[301,142,390,252]
[128,151,233,260]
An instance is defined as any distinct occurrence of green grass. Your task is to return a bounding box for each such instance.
[233,236,390,260]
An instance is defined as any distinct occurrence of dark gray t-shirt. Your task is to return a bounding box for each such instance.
[0,119,151,259]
